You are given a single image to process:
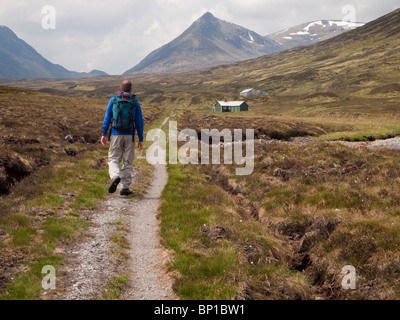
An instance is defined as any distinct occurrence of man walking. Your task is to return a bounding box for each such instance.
[101,80,144,196]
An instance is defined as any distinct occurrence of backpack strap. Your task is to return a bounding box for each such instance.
[116,91,137,101]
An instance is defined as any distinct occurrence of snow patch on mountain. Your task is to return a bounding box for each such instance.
[268,19,365,50]
[248,32,254,43]
[290,20,365,36]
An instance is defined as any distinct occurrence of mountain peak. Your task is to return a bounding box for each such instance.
[124,13,284,75]
[199,12,215,21]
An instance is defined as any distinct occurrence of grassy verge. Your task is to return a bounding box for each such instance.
[2,256,63,300]
[0,150,108,300]
[159,163,313,300]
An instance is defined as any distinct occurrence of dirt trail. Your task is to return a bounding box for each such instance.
[54,117,176,300]
[338,136,400,150]
[260,136,400,150]
[125,162,175,299]
[126,116,176,300]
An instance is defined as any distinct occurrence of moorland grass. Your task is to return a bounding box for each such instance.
[159,163,314,300]
[158,109,400,299]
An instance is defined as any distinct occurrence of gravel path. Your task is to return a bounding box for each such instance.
[124,162,176,300]
[338,136,400,150]
[54,117,176,300]
[258,135,400,150]
[125,118,176,300]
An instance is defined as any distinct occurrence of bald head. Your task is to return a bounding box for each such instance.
[120,80,132,93]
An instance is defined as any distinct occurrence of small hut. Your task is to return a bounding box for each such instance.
[240,88,266,97]
[212,101,249,113]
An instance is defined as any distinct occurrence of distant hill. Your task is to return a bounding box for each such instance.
[0,25,108,80]
[268,20,365,49]
[124,12,285,75]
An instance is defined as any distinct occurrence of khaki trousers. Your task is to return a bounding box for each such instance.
[108,135,135,189]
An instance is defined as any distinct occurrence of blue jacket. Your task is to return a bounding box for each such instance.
[102,96,144,142]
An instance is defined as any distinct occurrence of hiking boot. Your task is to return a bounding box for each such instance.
[120,189,133,196]
[108,176,121,193]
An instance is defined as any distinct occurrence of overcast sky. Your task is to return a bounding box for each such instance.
[0,0,398,75]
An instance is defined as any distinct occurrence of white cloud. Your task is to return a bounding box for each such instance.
[144,21,160,36]
[0,0,398,74]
